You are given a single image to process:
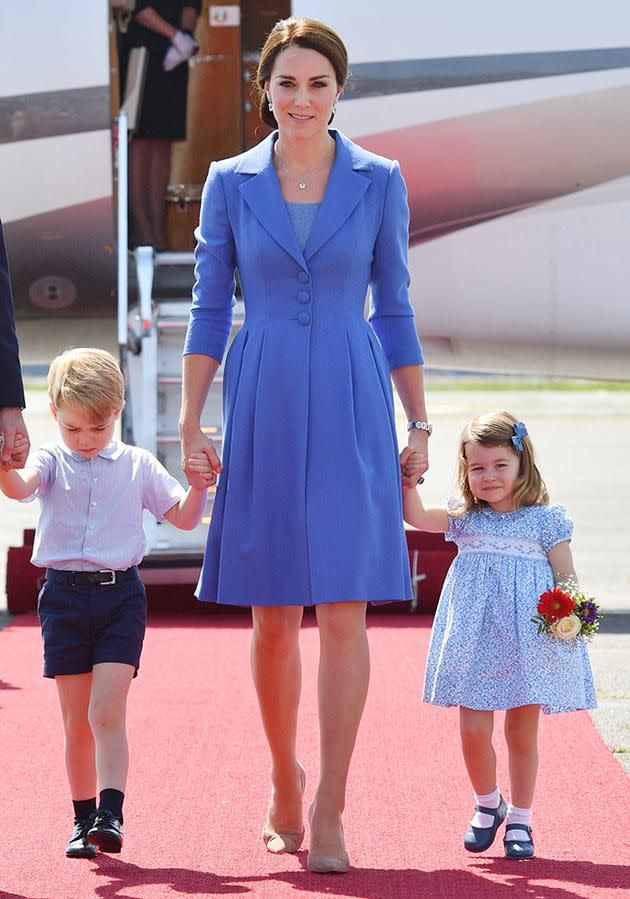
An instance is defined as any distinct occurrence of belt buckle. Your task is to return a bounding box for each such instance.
[99,570,116,586]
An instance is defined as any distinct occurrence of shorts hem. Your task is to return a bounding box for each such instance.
[44,660,140,679]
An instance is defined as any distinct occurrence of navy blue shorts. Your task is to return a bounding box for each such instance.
[37,568,147,678]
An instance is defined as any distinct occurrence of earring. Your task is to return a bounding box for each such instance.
[268,99,273,111]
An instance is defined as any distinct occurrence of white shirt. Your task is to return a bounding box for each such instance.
[24,440,185,571]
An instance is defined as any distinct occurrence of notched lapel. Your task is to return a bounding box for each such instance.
[303,131,372,260]
[235,131,373,266]
[238,137,305,267]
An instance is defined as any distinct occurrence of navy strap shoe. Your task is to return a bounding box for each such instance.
[463,794,507,853]
[87,810,123,853]
[504,822,535,859]
[65,816,97,858]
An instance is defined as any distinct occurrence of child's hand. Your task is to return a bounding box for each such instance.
[1,433,30,471]
[187,451,217,486]
[400,446,425,488]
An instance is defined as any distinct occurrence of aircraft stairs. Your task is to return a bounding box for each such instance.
[123,247,244,577]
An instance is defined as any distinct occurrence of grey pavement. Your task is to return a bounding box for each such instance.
[0,365,628,774]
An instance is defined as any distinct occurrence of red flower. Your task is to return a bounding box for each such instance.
[538,587,575,622]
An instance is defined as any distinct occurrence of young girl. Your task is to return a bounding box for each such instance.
[401,410,596,859]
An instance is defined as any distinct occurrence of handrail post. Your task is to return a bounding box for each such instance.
[117,109,129,349]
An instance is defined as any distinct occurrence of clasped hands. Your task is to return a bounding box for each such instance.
[184,450,219,490]
[400,438,429,488]
[163,30,199,72]
[0,409,30,471]
[181,428,222,490]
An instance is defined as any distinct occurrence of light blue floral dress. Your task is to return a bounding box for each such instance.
[422,503,597,714]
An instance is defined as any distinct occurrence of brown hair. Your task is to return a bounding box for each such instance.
[48,347,125,421]
[256,17,348,128]
[454,410,549,512]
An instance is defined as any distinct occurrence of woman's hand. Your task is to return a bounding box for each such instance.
[405,429,429,485]
[400,445,426,488]
[180,425,222,489]
[0,408,30,470]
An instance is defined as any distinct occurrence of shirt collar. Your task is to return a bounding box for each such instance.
[59,439,125,462]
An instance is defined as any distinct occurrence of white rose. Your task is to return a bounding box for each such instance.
[550,614,582,641]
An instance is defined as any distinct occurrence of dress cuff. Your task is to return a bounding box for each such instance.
[370,316,424,369]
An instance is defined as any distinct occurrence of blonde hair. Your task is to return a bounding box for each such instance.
[455,410,549,513]
[48,348,125,421]
[256,17,348,128]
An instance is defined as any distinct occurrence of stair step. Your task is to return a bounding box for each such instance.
[153,251,195,267]
[157,375,224,385]
[156,318,244,333]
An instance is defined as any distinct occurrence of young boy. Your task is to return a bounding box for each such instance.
[0,348,213,858]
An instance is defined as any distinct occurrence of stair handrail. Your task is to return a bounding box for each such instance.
[116,44,147,350]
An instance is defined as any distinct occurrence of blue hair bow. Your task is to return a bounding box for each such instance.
[511,421,528,452]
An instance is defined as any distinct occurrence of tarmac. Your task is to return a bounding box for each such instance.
[1,324,628,774]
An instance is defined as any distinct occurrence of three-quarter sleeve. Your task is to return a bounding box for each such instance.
[183,163,237,362]
[368,161,424,369]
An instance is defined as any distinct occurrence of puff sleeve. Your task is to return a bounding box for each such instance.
[183,163,236,362]
[368,161,424,369]
[540,504,573,551]
[444,498,468,543]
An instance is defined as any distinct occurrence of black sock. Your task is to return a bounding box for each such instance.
[98,788,125,824]
[73,797,97,822]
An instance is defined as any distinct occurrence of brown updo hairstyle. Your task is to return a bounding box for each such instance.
[454,410,550,513]
[256,18,349,129]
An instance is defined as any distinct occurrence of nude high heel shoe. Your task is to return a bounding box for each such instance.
[307,804,350,874]
[262,762,306,854]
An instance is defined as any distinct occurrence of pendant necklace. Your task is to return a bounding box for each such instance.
[275,143,334,191]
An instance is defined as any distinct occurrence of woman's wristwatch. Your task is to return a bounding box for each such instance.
[407,420,433,435]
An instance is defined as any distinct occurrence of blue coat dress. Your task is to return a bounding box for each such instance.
[184,129,424,606]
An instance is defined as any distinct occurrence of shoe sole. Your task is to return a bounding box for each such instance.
[505,849,535,860]
[66,847,98,859]
[87,831,122,853]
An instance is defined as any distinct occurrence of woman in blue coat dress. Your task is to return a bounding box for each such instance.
[179,17,430,873]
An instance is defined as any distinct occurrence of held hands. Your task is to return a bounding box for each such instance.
[186,452,215,486]
[163,30,199,72]
[400,444,428,488]
[0,409,30,470]
[180,427,222,490]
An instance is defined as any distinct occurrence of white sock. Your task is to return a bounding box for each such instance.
[506,805,532,842]
[471,787,501,828]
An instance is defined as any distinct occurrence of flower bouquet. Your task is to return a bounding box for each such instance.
[532,581,602,644]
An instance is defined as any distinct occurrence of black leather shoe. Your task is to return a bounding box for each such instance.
[463,794,507,853]
[66,817,97,858]
[504,822,535,859]
[87,810,123,853]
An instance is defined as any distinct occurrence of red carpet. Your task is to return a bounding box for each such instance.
[1,613,628,898]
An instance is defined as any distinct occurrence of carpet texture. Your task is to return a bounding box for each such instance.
[1,613,628,898]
